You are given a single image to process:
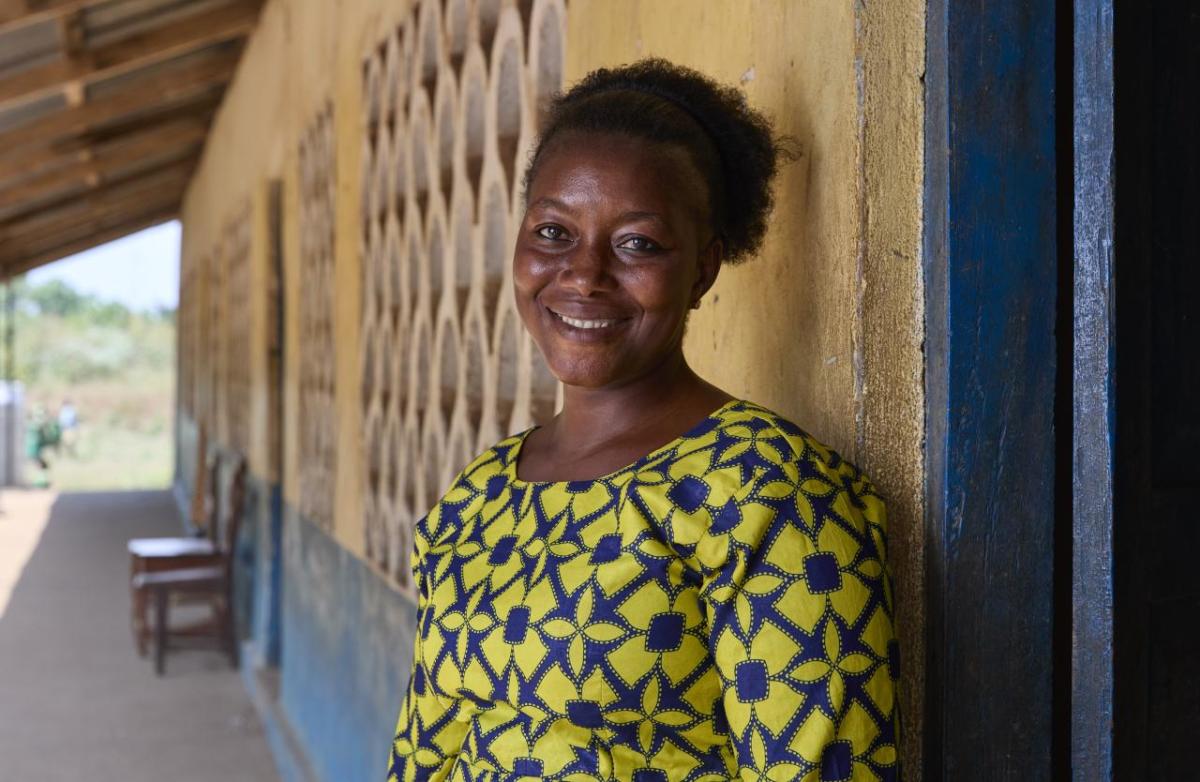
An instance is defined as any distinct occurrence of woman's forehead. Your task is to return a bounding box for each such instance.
[527,132,710,219]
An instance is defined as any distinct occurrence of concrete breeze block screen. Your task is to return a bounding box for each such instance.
[179,204,250,467]
[299,106,339,532]
[359,0,566,591]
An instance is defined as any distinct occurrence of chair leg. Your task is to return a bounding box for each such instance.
[131,557,148,657]
[154,586,168,676]
[222,599,238,669]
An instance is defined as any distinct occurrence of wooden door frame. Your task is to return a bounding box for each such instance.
[1071,0,1116,777]
[923,0,1062,776]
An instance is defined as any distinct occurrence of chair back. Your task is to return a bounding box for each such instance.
[219,456,249,637]
[221,456,249,557]
[189,423,209,529]
[202,451,222,544]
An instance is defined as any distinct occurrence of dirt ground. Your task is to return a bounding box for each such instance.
[0,489,279,782]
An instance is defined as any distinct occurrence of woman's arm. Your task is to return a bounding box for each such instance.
[700,460,900,780]
[387,515,470,782]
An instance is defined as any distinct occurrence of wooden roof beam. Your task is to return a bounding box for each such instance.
[6,188,181,257]
[57,9,88,106]
[0,0,107,36]
[0,178,186,271]
[0,157,192,246]
[0,95,218,184]
[0,0,260,113]
[2,205,176,278]
[0,47,237,158]
[0,118,205,219]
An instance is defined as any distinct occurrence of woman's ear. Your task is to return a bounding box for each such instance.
[691,237,724,307]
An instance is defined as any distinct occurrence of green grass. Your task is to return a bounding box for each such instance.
[16,280,176,492]
[32,373,175,491]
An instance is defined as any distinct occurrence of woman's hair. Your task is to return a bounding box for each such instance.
[523,58,790,265]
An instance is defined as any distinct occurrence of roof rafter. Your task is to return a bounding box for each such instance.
[0,0,108,36]
[0,0,262,276]
[3,206,176,278]
[0,156,192,247]
[0,47,237,161]
[9,189,181,255]
[0,0,260,113]
[0,117,205,219]
[0,94,219,185]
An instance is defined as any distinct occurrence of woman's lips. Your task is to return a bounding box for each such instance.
[555,312,619,329]
[545,305,630,336]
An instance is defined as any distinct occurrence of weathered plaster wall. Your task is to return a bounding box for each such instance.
[565,0,926,771]
[857,4,926,772]
[183,0,418,557]
[179,3,422,779]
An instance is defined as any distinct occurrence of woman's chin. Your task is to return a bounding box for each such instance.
[540,353,628,390]
[545,366,618,390]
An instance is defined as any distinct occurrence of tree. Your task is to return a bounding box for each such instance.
[28,279,87,317]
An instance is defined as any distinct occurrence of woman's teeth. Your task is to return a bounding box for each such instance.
[556,312,618,329]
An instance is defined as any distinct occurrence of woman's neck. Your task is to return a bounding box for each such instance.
[549,352,727,454]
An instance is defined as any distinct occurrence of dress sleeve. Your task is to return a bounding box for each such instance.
[699,462,900,781]
[386,513,471,782]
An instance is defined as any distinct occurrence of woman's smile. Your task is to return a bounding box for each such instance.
[541,298,633,340]
[550,311,622,330]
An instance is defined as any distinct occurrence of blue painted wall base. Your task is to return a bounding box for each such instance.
[242,640,319,782]
[279,502,417,782]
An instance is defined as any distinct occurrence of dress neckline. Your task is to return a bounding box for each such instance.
[506,398,744,487]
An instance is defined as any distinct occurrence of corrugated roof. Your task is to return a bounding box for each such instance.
[0,0,261,277]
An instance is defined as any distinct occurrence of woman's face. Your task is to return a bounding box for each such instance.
[513,132,720,390]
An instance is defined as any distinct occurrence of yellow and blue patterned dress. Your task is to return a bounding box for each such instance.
[388,400,900,782]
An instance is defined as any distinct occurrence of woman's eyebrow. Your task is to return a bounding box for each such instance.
[617,210,667,226]
[528,196,573,212]
[529,199,669,229]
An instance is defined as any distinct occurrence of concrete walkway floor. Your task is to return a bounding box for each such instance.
[0,489,279,782]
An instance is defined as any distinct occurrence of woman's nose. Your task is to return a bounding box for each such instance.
[558,237,615,294]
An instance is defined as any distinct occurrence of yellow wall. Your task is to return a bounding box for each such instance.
[183,0,416,559]
[565,0,925,770]
[181,0,925,772]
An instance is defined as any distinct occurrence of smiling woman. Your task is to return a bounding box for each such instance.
[387,60,900,782]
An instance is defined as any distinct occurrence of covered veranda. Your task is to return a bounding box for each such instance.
[0,488,277,781]
[0,2,281,780]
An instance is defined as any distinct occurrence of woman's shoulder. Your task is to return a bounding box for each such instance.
[692,399,873,489]
[413,431,525,543]
[645,400,888,574]
[730,402,887,537]
[450,431,525,493]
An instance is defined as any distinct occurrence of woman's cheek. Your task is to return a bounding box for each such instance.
[626,268,685,320]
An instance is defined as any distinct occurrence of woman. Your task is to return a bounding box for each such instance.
[388,59,899,782]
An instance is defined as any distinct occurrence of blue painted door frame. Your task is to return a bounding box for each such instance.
[923,0,1065,777]
[1070,0,1114,778]
[925,0,1123,777]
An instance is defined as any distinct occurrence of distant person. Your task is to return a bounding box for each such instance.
[25,406,55,488]
[57,399,78,457]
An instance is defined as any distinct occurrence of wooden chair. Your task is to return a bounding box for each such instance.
[132,457,247,675]
[127,449,222,656]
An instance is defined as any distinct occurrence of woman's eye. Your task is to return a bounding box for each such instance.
[535,225,567,241]
[617,235,660,252]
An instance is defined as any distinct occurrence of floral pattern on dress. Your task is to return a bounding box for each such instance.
[388,400,900,782]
